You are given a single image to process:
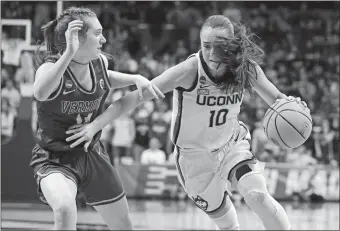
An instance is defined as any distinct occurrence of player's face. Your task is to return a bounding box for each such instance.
[77,17,106,60]
[200,27,232,76]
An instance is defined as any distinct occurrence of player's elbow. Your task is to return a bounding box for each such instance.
[33,78,60,101]
[33,86,49,101]
[33,89,45,101]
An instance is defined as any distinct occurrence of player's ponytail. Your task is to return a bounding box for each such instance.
[35,19,60,68]
[43,19,58,52]
[233,22,265,94]
[35,7,97,68]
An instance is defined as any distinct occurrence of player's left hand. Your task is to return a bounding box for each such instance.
[286,95,308,108]
[276,95,308,108]
[65,123,96,152]
[134,75,165,100]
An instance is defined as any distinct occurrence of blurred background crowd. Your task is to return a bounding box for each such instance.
[1,1,339,167]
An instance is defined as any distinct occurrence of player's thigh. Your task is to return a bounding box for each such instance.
[174,147,226,212]
[219,122,261,189]
[190,174,229,213]
[220,144,265,191]
[83,142,125,206]
[40,172,78,209]
[93,196,133,230]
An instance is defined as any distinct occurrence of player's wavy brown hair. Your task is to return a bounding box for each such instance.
[35,7,113,68]
[35,7,96,67]
[201,15,265,94]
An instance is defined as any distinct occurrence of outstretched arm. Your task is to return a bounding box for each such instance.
[66,56,198,150]
[250,63,307,109]
[100,54,162,99]
[249,64,286,106]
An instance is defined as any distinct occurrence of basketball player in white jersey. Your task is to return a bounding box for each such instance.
[66,15,308,230]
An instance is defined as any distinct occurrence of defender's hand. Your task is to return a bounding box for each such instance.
[66,123,96,152]
[134,75,165,100]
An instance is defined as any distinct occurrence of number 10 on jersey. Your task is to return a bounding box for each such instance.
[209,109,229,127]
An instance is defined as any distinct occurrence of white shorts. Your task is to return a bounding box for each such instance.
[174,122,264,213]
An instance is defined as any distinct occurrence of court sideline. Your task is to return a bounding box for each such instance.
[1,199,339,230]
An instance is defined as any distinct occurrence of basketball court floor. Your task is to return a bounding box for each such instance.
[1,199,339,230]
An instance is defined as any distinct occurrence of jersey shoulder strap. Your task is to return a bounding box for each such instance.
[91,55,111,90]
[174,52,199,92]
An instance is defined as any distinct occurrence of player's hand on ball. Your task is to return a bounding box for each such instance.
[286,96,308,108]
[276,95,308,109]
[66,123,96,152]
[134,75,165,100]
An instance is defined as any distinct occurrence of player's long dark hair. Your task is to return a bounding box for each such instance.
[35,7,96,67]
[201,15,265,95]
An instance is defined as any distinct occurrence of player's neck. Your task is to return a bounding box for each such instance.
[209,69,225,79]
[207,66,227,79]
[70,52,91,68]
[71,59,90,66]
[69,61,91,82]
[69,57,90,67]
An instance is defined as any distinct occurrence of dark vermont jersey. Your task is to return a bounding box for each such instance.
[35,56,111,152]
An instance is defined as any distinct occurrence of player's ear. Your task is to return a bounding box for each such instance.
[78,35,86,44]
[78,25,86,44]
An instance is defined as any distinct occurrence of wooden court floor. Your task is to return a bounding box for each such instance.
[1,199,339,230]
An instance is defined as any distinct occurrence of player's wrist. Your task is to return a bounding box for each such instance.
[276,93,287,100]
[132,74,144,84]
[89,120,102,134]
[64,47,77,57]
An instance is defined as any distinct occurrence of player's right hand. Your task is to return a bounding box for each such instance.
[65,122,96,152]
[65,20,83,54]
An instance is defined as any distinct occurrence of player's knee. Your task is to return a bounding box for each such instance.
[208,196,239,230]
[210,206,239,230]
[237,172,268,196]
[52,195,77,217]
[244,190,267,204]
[237,174,268,204]
[119,214,133,230]
[52,197,77,229]
[110,212,133,230]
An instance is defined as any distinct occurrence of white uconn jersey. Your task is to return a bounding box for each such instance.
[171,51,244,150]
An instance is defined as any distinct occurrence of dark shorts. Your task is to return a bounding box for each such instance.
[30,141,125,206]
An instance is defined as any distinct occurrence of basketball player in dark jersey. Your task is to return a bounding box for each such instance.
[66,15,309,230]
[30,7,164,230]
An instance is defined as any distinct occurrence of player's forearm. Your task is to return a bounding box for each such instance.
[91,104,122,132]
[108,71,145,88]
[91,90,152,133]
[276,92,287,100]
[251,63,288,106]
[34,50,74,100]
[264,92,287,105]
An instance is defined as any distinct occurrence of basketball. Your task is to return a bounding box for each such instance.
[263,98,313,149]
